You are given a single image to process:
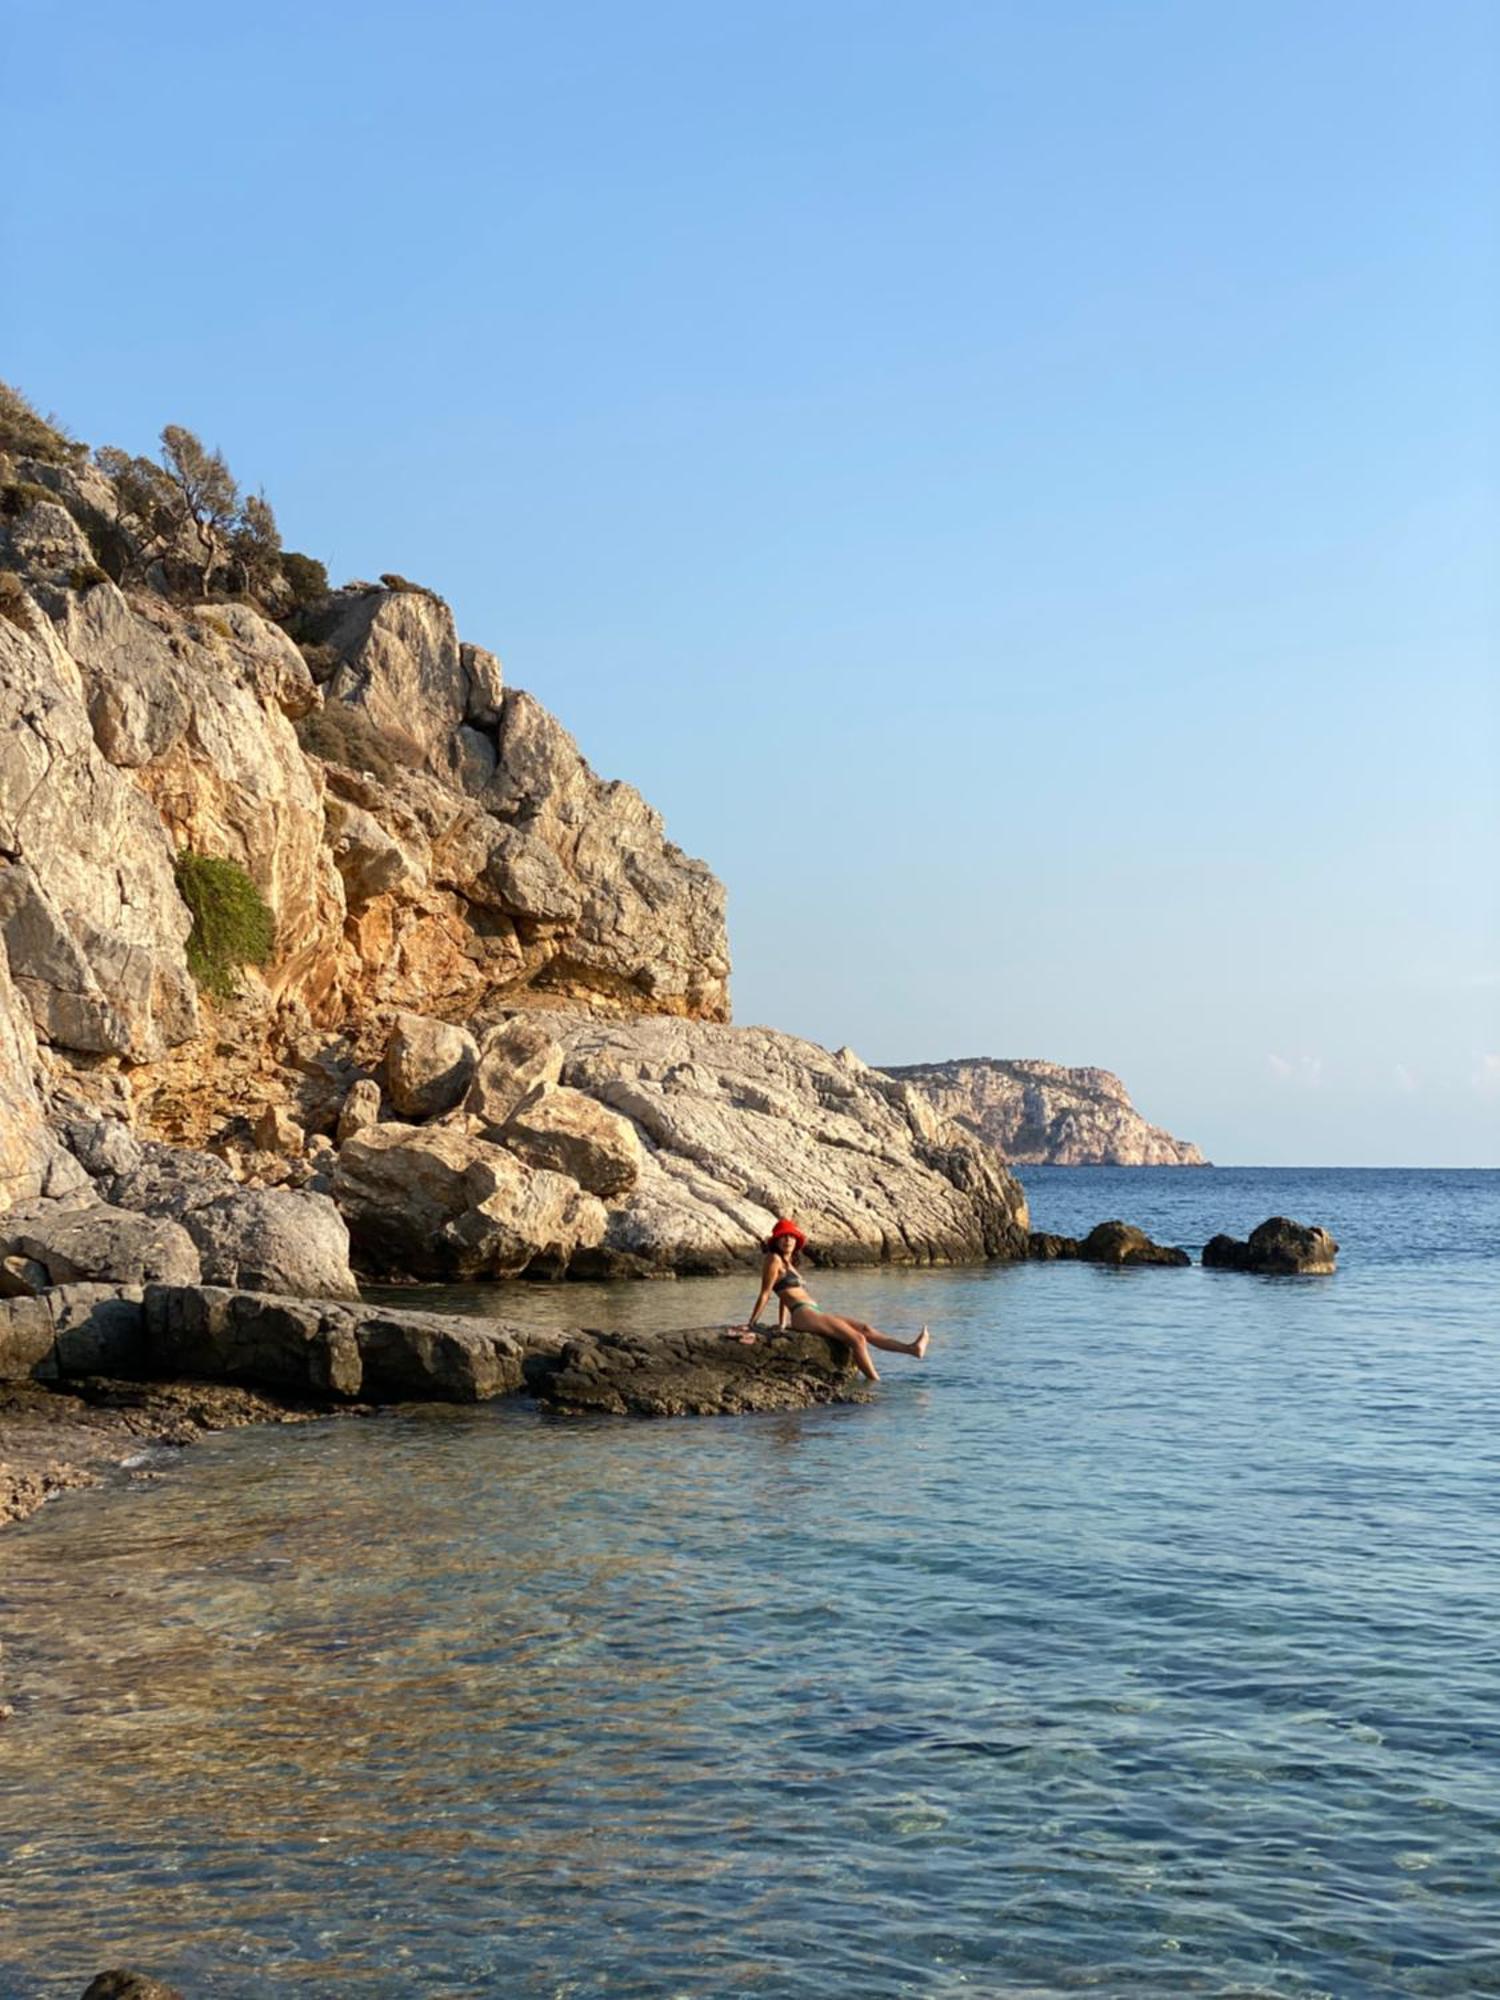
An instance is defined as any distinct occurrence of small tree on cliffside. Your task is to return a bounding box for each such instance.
[93,447,183,584]
[231,489,282,596]
[159,425,241,596]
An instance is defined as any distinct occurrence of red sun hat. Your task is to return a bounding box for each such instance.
[771,1217,807,1248]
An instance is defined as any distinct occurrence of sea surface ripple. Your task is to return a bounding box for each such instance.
[1,1168,1496,1997]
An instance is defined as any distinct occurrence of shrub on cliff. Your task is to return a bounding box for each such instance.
[295,702,422,783]
[0,479,56,517]
[0,381,85,464]
[174,851,276,1000]
[281,550,329,608]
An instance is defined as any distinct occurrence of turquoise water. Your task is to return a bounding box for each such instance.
[1,1168,1497,1997]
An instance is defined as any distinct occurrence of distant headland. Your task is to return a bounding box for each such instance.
[881,1058,1208,1167]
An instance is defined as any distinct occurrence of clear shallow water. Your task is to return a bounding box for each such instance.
[2,1168,1498,1998]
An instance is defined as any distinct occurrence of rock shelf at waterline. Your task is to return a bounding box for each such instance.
[0,1281,868,1525]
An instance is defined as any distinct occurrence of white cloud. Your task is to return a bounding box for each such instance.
[1393,1063,1418,1094]
[1267,1053,1323,1088]
[1472,1054,1500,1097]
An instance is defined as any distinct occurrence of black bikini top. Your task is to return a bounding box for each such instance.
[772,1268,805,1295]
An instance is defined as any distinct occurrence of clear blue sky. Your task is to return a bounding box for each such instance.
[4,0,1496,1164]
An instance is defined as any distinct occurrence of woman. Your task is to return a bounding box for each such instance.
[735,1218,929,1383]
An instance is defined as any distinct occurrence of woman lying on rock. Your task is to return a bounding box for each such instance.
[733,1218,929,1383]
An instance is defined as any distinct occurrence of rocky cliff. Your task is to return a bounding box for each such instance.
[883,1058,1207,1167]
[0,389,1027,1277]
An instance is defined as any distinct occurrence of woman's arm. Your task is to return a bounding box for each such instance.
[742,1252,780,1329]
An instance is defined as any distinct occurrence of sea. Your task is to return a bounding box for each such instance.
[1,1166,1497,1998]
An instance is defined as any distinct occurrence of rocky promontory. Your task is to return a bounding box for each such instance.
[884,1057,1207,1167]
[0,386,1028,1303]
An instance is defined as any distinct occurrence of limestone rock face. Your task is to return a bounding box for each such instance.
[383,1010,478,1119]
[0,944,51,1212]
[1203,1217,1338,1275]
[314,585,467,777]
[544,1016,1030,1275]
[332,1122,607,1278]
[0,612,197,1060]
[884,1057,1206,1167]
[465,1015,564,1133]
[0,448,730,1164]
[501,1084,642,1198]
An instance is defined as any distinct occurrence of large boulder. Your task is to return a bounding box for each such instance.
[382,1010,478,1119]
[331,1122,606,1278]
[540,1015,1029,1275]
[0,1200,200,1286]
[140,1284,526,1402]
[1203,1217,1339,1275]
[501,1085,641,1198]
[465,1015,564,1132]
[181,1188,359,1299]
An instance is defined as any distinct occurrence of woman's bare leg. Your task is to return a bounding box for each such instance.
[842,1316,930,1359]
[791,1309,880,1381]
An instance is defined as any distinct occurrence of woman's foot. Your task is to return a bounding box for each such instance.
[912,1326,930,1359]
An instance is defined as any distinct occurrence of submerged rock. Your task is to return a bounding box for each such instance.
[1203,1217,1338,1275]
[81,1973,186,2000]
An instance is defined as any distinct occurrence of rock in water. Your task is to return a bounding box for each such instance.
[1026,1222,1190,1266]
[536,1325,866,1417]
[81,1974,186,2000]
[882,1056,1207,1166]
[1203,1217,1338,1274]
